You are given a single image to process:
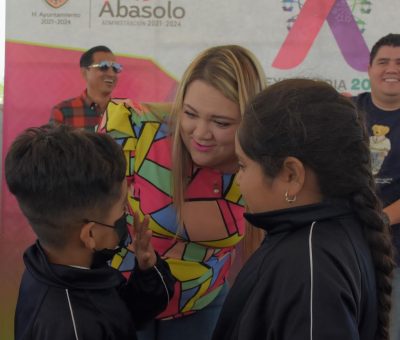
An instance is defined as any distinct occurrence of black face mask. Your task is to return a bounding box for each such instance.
[90,213,129,268]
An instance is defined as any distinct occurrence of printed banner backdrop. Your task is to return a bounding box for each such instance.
[1,0,399,338]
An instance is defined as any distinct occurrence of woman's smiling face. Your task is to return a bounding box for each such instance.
[180,80,241,173]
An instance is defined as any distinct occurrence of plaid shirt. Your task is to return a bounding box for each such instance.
[50,90,105,131]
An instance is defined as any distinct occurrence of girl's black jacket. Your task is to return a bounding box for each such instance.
[15,241,175,340]
[213,201,378,340]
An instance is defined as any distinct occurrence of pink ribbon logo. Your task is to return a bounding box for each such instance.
[273,0,371,72]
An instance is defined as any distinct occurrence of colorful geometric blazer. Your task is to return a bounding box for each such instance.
[99,100,245,319]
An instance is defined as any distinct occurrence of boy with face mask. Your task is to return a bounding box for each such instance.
[5,125,175,340]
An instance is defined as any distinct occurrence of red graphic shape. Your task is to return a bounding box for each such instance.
[272,0,337,69]
[46,0,69,9]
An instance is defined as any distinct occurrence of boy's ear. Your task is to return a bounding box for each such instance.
[80,222,96,251]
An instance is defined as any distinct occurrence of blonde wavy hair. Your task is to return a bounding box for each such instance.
[169,45,267,258]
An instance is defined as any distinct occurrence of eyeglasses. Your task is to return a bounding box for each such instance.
[88,61,123,73]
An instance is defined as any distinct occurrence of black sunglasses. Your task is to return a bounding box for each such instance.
[88,61,123,73]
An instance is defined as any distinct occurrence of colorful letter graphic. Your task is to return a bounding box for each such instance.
[273,0,370,71]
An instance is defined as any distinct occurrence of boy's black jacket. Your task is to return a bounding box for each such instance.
[15,241,175,340]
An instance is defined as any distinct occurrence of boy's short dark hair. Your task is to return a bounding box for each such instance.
[80,45,113,68]
[5,125,126,248]
[370,33,400,65]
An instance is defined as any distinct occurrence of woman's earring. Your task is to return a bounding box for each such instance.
[284,190,297,203]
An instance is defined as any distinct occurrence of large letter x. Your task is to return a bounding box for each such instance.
[272,0,370,72]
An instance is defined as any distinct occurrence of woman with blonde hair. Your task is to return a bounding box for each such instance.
[99,45,266,339]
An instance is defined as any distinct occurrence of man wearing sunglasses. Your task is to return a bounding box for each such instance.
[50,45,122,131]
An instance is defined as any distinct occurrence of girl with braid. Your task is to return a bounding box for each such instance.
[213,79,395,340]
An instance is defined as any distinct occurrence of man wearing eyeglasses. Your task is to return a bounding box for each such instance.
[50,45,123,131]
